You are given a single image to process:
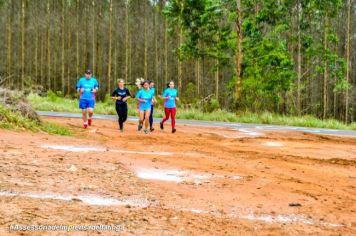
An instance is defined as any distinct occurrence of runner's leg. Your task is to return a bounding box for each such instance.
[161,108,170,124]
[88,108,94,126]
[144,110,151,133]
[82,109,88,128]
[115,103,121,129]
[171,108,176,133]
[171,108,176,129]
[160,107,170,130]
[138,110,144,131]
[149,105,154,130]
[121,103,128,128]
[118,103,127,130]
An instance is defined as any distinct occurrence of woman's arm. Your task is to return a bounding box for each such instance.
[123,89,131,102]
[136,98,146,103]
[122,96,131,102]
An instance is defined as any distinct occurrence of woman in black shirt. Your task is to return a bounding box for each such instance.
[111,79,131,132]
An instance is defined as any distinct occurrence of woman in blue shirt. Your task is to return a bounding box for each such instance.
[136,81,153,134]
[149,80,156,132]
[160,81,179,133]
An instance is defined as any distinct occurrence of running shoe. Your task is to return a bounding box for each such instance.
[88,119,92,126]
[150,127,155,132]
[84,124,88,129]
[138,124,143,131]
[144,129,149,134]
[160,122,164,130]
[172,128,176,133]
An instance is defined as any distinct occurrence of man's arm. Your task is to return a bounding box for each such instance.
[92,78,99,93]
[76,79,84,93]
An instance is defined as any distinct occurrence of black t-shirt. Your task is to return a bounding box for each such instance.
[111,87,131,104]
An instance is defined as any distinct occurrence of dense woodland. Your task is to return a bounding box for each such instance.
[0,0,355,122]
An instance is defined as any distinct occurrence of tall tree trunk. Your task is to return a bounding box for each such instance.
[323,17,328,120]
[76,0,80,78]
[6,0,13,86]
[125,0,130,82]
[107,0,113,93]
[92,0,95,72]
[195,59,200,96]
[144,3,148,80]
[215,59,219,99]
[345,0,351,123]
[297,0,302,116]
[154,5,159,92]
[67,15,71,95]
[20,0,25,90]
[46,0,51,90]
[178,27,182,91]
[61,0,65,93]
[164,19,168,83]
[34,16,39,84]
[40,34,44,86]
[235,0,243,108]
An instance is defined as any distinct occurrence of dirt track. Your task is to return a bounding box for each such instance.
[0,117,355,235]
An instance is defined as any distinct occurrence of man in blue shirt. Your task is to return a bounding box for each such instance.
[76,69,99,129]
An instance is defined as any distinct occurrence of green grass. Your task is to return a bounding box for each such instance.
[0,104,71,136]
[27,93,356,131]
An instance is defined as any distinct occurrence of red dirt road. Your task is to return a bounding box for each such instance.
[0,117,355,235]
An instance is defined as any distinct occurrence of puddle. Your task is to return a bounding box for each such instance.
[135,168,243,184]
[240,212,313,224]
[41,145,106,152]
[180,208,209,214]
[236,129,264,136]
[230,176,243,180]
[264,142,284,147]
[178,206,343,228]
[41,145,171,156]
[135,168,211,183]
[110,149,171,156]
[136,169,185,182]
[0,191,150,207]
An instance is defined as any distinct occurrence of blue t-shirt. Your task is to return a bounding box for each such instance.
[76,77,99,100]
[163,88,178,108]
[150,87,155,96]
[149,87,155,105]
[136,89,153,110]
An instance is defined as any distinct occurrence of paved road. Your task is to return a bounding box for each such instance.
[37,111,356,137]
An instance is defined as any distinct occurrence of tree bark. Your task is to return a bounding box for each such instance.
[61,0,65,93]
[76,0,80,79]
[107,0,113,93]
[323,16,328,120]
[20,0,25,90]
[46,0,51,89]
[6,0,13,85]
[345,0,351,123]
[125,0,130,82]
[144,2,148,79]
[297,0,302,116]
[235,0,243,108]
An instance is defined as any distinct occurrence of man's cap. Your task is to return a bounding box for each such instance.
[85,69,92,74]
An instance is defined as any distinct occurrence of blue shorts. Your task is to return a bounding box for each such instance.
[139,104,151,111]
[79,99,95,109]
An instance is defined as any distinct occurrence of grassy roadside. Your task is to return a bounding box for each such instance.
[27,93,356,131]
[0,104,71,136]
